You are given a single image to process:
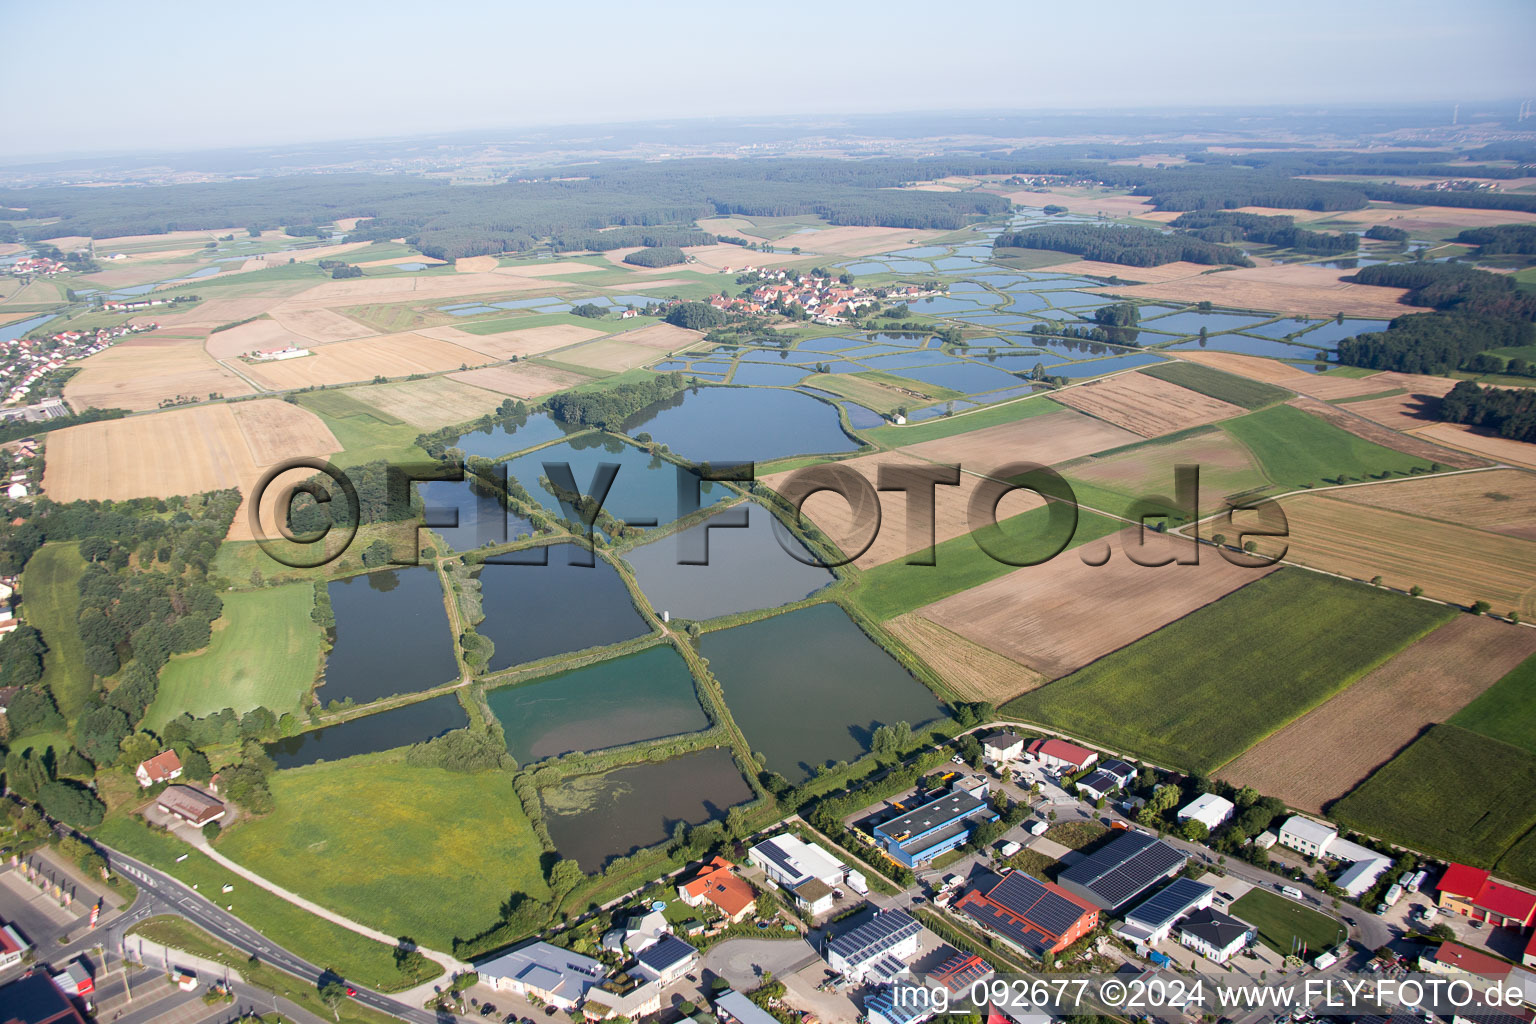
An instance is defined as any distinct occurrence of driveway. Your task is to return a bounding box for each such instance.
[702,937,818,989]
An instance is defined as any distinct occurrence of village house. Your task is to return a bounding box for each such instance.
[135,749,183,787]
[677,856,757,923]
[475,941,606,1009]
[1025,738,1098,773]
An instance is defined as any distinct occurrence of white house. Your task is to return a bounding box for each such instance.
[622,909,668,953]
[7,483,27,500]
[0,923,28,970]
[633,934,697,985]
[1178,907,1254,965]
[1278,815,1337,858]
[981,731,1025,763]
[748,834,845,890]
[1177,793,1235,832]
[135,749,183,788]
[1075,759,1136,802]
[825,909,921,983]
[475,941,606,1009]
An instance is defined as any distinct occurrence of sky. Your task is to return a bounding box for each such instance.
[4,0,1535,158]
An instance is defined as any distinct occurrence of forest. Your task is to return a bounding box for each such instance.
[622,246,687,268]
[1452,225,1536,255]
[1169,211,1357,255]
[1334,312,1535,375]
[1348,262,1536,319]
[544,371,686,428]
[1365,225,1411,242]
[994,224,1252,267]
[1438,381,1536,443]
[552,226,714,252]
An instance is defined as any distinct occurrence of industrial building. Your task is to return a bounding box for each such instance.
[873,783,998,868]
[1112,877,1215,947]
[748,834,848,916]
[1176,793,1235,832]
[1056,831,1187,913]
[824,908,921,983]
[954,871,1099,959]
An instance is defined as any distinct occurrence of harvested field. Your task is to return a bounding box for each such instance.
[999,189,1158,219]
[232,242,373,274]
[1290,395,1487,469]
[678,243,806,271]
[493,260,607,278]
[1218,615,1536,813]
[275,272,542,308]
[1298,205,1536,232]
[353,255,446,268]
[556,339,667,372]
[1171,350,1310,385]
[266,305,376,343]
[1030,260,1217,283]
[767,225,949,257]
[1094,264,1428,318]
[63,333,256,411]
[1050,373,1245,437]
[205,317,308,359]
[616,322,704,351]
[230,399,342,466]
[239,332,488,389]
[455,256,499,273]
[1346,391,1447,431]
[897,404,1140,467]
[1064,428,1268,518]
[346,377,507,429]
[1249,493,1536,615]
[449,362,592,399]
[442,323,608,361]
[922,528,1274,679]
[148,293,301,330]
[1409,423,1536,471]
[885,614,1045,704]
[1292,373,1399,401]
[1331,469,1536,539]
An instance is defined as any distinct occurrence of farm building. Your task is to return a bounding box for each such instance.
[1057,831,1188,913]
[1026,738,1098,772]
[865,983,936,1024]
[633,934,697,985]
[873,782,998,868]
[954,871,1099,959]
[1177,793,1235,832]
[1278,815,1337,858]
[748,834,846,915]
[824,908,921,983]
[1436,864,1536,931]
[1419,940,1536,1001]
[982,731,1025,763]
[1112,877,1215,947]
[476,941,606,1009]
[713,990,781,1024]
[155,785,225,826]
[135,749,182,787]
[1076,759,1136,802]
[677,857,757,923]
[1337,857,1394,899]
[1178,907,1254,965]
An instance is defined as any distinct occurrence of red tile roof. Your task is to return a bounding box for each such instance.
[1438,863,1536,924]
[137,749,182,783]
[1027,738,1095,767]
[681,857,755,918]
[1440,863,1493,900]
[1434,942,1514,979]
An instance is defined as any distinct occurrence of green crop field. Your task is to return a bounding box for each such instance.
[1230,888,1345,955]
[1331,725,1536,881]
[21,542,94,718]
[148,585,321,728]
[295,390,425,467]
[218,754,549,949]
[1496,827,1536,890]
[863,395,1060,447]
[1004,569,1454,773]
[1138,361,1290,410]
[1221,404,1434,490]
[1450,653,1536,755]
[852,508,1121,620]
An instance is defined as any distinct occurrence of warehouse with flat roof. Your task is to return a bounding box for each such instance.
[1057,831,1187,913]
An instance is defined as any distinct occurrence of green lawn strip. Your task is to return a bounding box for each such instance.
[1330,725,1536,880]
[1305,364,1380,379]
[293,391,427,468]
[216,752,549,951]
[148,586,322,728]
[863,396,1060,447]
[128,916,400,1024]
[1449,652,1536,755]
[1220,404,1434,491]
[1229,888,1345,956]
[1137,361,1292,410]
[853,369,965,401]
[453,311,625,336]
[1325,388,1410,405]
[22,542,94,718]
[851,508,1121,621]
[1004,569,1455,774]
[92,816,438,992]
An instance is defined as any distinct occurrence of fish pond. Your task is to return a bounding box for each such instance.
[267,693,468,770]
[321,568,459,704]
[502,435,732,528]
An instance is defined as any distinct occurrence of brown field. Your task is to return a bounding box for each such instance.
[897,404,1141,467]
[274,272,542,308]
[1218,616,1536,811]
[884,614,1045,704]
[1030,260,1221,284]
[63,333,256,411]
[1408,423,1536,471]
[148,290,312,330]
[445,323,609,361]
[696,217,763,238]
[231,242,374,275]
[493,260,607,278]
[1093,263,1427,318]
[1065,429,1268,516]
[921,529,1276,679]
[617,322,705,351]
[1291,372,1396,401]
[1248,494,1536,615]
[765,225,950,257]
[1290,396,1487,469]
[1297,205,1536,231]
[1171,350,1312,385]
[999,189,1159,219]
[239,332,489,389]
[346,376,507,429]
[91,229,236,251]
[1331,469,1536,540]
[681,243,807,271]
[266,305,376,344]
[1050,373,1245,437]
[762,453,1046,570]
[448,362,593,399]
[1345,392,1446,431]
[555,338,673,372]
[204,318,308,359]
[455,256,499,273]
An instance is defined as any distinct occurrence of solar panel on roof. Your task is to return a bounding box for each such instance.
[826,909,919,963]
[1029,890,1088,936]
[986,872,1048,917]
[1126,877,1214,928]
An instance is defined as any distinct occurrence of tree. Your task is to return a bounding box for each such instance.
[571,303,608,319]
[318,979,348,1021]
[6,687,64,735]
[75,703,132,765]
[1471,600,1491,615]
[38,780,106,827]
[1370,576,1383,586]
[1180,819,1210,843]
[1410,585,1424,597]
[118,731,161,767]
[0,625,46,686]
[665,302,727,330]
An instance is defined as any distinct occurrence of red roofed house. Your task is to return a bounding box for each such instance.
[135,749,182,788]
[1420,942,1516,984]
[954,871,1099,959]
[1026,738,1098,773]
[1437,864,1536,932]
[677,857,757,923]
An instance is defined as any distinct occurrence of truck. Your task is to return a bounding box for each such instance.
[1028,819,1049,836]
[1313,951,1339,970]
[846,870,869,896]
[999,841,1023,858]
[1406,870,1428,893]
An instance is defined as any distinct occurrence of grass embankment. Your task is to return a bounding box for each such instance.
[851,508,1121,621]
[862,395,1059,447]
[130,916,400,1024]
[217,753,549,950]
[149,585,323,727]
[92,815,440,993]
[1330,724,1536,884]
[1221,404,1434,491]
[1229,888,1345,955]
[22,542,93,717]
[1137,361,1291,410]
[1004,569,1455,773]
[1449,652,1536,755]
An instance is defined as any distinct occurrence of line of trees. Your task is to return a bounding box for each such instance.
[994,224,1253,268]
[1169,211,1357,255]
[544,371,686,427]
[1348,262,1536,319]
[552,226,714,252]
[1365,225,1411,242]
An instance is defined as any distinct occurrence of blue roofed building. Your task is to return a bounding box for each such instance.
[872,781,998,869]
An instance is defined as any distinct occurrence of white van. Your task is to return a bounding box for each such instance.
[1279,885,1304,900]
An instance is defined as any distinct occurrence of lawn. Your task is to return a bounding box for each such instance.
[1330,725,1536,882]
[1449,653,1536,755]
[1003,569,1454,773]
[862,395,1059,447]
[148,585,322,728]
[1138,362,1291,410]
[294,390,427,468]
[21,542,94,717]
[1221,403,1434,490]
[1230,888,1345,956]
[1043,820,1108,851]
[92,815,438,993]
[217,753,550,950]
[851,507,1121,621]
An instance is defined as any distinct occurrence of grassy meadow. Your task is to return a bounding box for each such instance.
[1230,888,1345,955]
[1221,404,1434,491]
[1137,362,1290,410]
[22,542,94,717]
[1449,652,1536,755]
[862,395,1060,446]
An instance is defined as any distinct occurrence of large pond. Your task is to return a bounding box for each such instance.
[1045,351,1166,377]
[888,360,1025,395]
[541,747,754,872]
[1292,319,1390,347]
[321,568,459,704]
[487,645,707,765]
[503,435,731,528]
[622,502,834,620]
[1139,311,1270,335]
[417,479,533,553]
[451,411,583,459]
[725,361,811,387]
[622,387,857,463]
[474,543,651,672]
[1169,335,1332,359]
[1,314,53,343]
[267,693,468,770]
[701,603,946,782]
